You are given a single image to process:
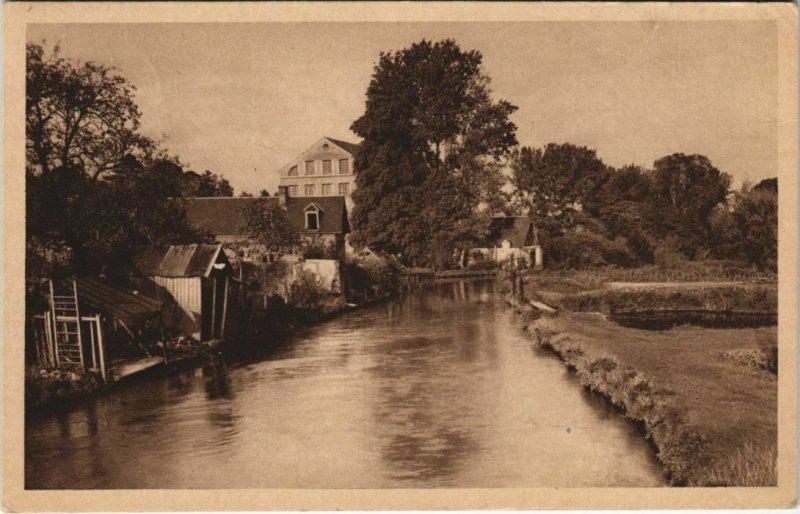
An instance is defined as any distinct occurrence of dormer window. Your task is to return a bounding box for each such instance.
[304,203,323,230]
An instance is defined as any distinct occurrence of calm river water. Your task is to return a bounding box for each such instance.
[26,279,664,488]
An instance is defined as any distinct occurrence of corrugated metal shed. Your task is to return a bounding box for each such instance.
[133,244,226,278]
[75,278,163,325]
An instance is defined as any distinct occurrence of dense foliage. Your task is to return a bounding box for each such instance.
[350,39,518,268]
[242,200,299,254]
[25,42,233,280]
[510,139,775,271]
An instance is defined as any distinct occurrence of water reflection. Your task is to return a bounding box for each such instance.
[26,279,664,489]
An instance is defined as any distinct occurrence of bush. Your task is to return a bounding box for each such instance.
[654,236,688,269]
[547,232,635,269]
[343,256,401,301]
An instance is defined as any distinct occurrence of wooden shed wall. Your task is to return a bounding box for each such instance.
[152,276,202,338]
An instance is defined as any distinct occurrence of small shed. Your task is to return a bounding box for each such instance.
[133,244,232,341]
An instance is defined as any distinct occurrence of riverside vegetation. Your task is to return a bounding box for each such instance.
[509,268,777,486]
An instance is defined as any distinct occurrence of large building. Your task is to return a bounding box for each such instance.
[278,136,359,210]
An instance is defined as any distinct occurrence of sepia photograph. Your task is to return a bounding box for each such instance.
[3,2,797,511]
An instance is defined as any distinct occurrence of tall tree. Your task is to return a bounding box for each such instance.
[26,42,152,179]
[645,153,731,258]
[350,39,518,266]
[510,143,609,236]
[710,180,777,270]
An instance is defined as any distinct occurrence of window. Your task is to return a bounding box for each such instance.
[304,184,315,196]
[339,159,350,174]
[321,183,332,196]
[305,161,315,175]
[322,160,332,175]
[338,183,349,196]
[305,211,319,230]
[304,204,322,230]
[288,185,298,196]
[288,165,298,177]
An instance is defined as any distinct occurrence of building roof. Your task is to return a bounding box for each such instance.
[325,137,360,156]
[75,278,163,325]
[176,196,349,237]
[287,196,349,234]
[133,243,227,278]
[486,216,535,248]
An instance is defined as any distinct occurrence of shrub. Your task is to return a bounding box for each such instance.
[547,232,635,269]
[654,236,688,269]
[343,256,401,301]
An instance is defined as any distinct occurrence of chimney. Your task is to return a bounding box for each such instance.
[277,185,288,206]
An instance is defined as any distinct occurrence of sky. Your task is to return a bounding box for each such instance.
[28,21,778,195]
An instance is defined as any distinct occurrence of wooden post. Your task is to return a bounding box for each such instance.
[48,280,59,366]
[95,316,107,381]
[220,275,229,338]
[88,318,97,370]
[44,311,55,367]
[210,275,218,339]
[73,280,85,369]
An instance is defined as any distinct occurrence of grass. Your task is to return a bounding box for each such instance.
[524,312,777,486]
[528,263,777,285]
[523,275,777,316]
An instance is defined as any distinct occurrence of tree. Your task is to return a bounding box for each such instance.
[26,42,152,179]
[25,43,205,279]
[510,143,609,237]
[179,170,234,197]
[645,153,731,258]
[350,39,518,266]
[243,200,298,254]
[711,181,777,270]
[259,189,271,197]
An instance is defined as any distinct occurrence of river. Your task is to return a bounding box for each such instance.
[26,279,664,488]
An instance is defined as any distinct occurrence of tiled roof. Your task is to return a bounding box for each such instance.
[486,216,535,248]
[286,196,349,234]
[177,196,349,237]
[325,137,361,156]
[133,243,226,278]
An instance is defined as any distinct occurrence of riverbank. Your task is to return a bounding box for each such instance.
[513,300,777,486]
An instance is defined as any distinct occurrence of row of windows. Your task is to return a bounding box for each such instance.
[288,159,350,177]
[287,183,350,197]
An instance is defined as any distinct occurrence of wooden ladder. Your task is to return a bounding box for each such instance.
[49,279,84,368]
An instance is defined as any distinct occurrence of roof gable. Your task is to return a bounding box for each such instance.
[325,137,360,156]
[486,217,534,248]
[279,137,360,176]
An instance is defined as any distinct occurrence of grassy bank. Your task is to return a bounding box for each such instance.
[520,308,777,486]
[522,273,777,317]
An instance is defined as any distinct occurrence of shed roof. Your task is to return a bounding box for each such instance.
[177,196,349,237]
[133,243,227,278]
[486,216,535,248]
[75,278,163,325]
